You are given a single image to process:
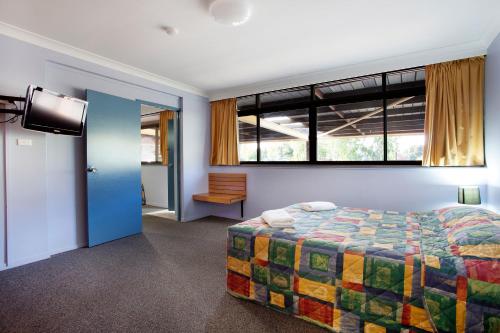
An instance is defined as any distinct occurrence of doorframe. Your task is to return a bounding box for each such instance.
[167,119,175,212]
[138,99,182,221]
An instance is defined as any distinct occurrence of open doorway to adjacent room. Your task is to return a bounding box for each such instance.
[140,103,179,221]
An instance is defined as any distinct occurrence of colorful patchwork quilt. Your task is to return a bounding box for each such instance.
[226,205,500,333]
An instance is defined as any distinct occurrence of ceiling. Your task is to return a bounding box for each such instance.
[0,0,499,98]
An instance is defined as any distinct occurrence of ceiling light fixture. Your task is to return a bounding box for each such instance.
[209,0,252,26]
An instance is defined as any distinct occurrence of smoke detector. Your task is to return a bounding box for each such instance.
[163,26,179,36]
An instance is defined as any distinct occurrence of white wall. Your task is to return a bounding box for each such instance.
[1,29,498,270]
[210,165,488,220]
[142,165,168,208]
[5,124,48,266]
[46,133,86,255]
[179,95,215,221]
[485,33,500,212]
[0,34,210,269]
[209,41,500,221]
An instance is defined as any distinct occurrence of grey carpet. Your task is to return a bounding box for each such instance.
[0,216,325,333]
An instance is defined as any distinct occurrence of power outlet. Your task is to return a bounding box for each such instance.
[17,139,32,146]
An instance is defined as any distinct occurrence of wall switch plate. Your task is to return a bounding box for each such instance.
[17,139,32,146]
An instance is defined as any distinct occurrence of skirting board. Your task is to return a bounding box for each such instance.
[3,242,87,271]
[145,203,169,209]
[6,252,50,269]
[49,242,87,256]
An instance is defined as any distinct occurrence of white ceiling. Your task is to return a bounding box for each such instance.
[0,0,499,99]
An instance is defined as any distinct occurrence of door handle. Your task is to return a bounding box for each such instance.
[87,166,98,173]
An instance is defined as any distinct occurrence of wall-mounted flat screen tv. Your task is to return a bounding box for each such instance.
[22,85,88,136]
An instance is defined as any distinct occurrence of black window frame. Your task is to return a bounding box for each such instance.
[237,66,426,166]
[141,123,162,165]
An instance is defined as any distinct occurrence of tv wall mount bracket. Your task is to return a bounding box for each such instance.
[0,95,25,116]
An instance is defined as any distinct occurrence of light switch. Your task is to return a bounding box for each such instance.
[17,139,32,146]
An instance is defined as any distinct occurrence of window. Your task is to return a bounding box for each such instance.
[238,115,257,162]
[260,109,309,162]
[387,96,425,161]
[315,74,382,99]
[260,86,310,108]
[386,68,426,161]
[237,95,256,113]
[141,124,162,163]
[237,66,425,165]
[317,100,384,161]
[386,67,425,91]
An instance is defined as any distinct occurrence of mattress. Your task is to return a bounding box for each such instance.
[226,205,500,333]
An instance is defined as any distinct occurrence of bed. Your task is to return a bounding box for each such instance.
[226,205,499,333]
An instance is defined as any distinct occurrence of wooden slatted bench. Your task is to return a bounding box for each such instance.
[192,173,247,218]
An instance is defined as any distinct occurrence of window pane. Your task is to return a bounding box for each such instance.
[260,109,309,161]
[317,100,384,161]
[315,74,382,100]
[387,96,425,161]
[260,86,310,108]
[238,115,258,161]
[386,67,425,91]
[237,95,256,112]
[141,128,157,162]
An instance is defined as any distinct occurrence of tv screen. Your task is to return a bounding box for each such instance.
[22,85,88,136]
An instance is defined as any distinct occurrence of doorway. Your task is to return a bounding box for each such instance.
[86,90,182,247]
[140,103,178,221]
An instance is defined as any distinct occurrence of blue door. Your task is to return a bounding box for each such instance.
[85,90,142,247]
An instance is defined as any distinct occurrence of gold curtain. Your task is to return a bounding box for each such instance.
[422,56,485,166]
[159,110,175,165]
[210,98,240,165]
